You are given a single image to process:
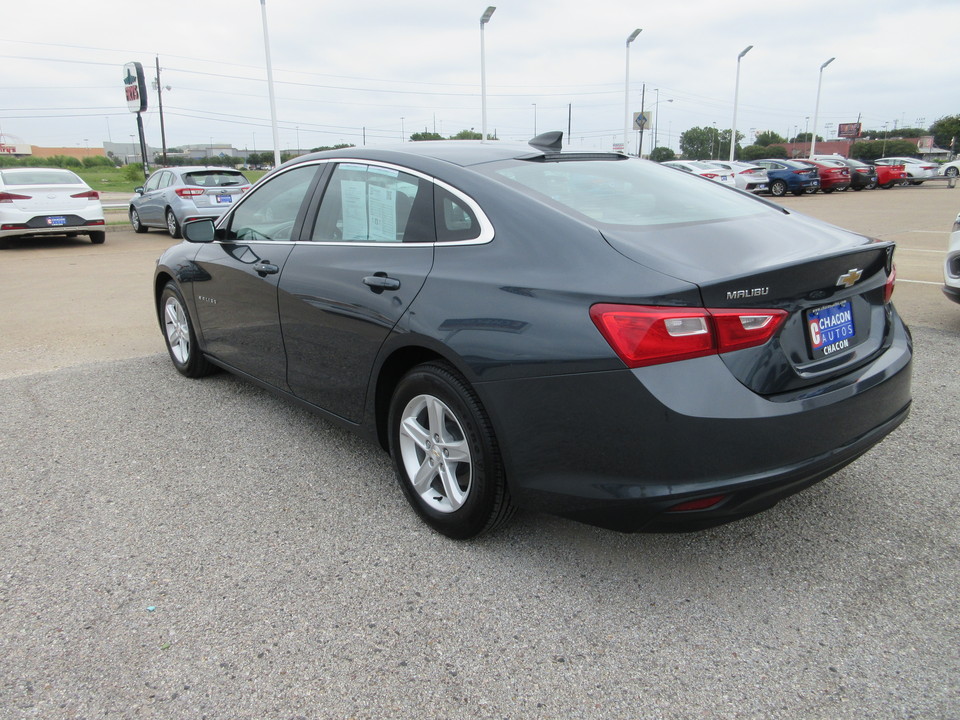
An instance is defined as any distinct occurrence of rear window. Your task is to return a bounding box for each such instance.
[485,158,766,227]
[0,169,83,185]
[182,171,248,188]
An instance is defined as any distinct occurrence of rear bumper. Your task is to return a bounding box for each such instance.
[479,315,912,533]
[943,284,960,305]
[0,219,105,238]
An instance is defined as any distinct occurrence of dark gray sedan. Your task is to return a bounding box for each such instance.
[130,166,250,238]
[153,133,912,538]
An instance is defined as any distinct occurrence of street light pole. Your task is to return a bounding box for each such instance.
[729,45,752,161]
[624,28,641,155]
[480,6,496,143]
[260,0,281,168]
[809,57,834,158]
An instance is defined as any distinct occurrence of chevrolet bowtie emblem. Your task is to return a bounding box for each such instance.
[837,268,863,288]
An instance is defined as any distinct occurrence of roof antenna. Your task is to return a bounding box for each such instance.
[529,131,563,151]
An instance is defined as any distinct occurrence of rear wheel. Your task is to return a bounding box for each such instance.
[388,362,514,539]
[822,188,834,194]
[89,231,106,244]
[880,182,895,189]
[769,179,787,197]
[945,166,959,178]
[159,281,215,378]
[791,188,804,196]
[166,209,182,239]
[130,207,148,233]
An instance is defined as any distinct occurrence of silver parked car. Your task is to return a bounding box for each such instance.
[129,166,251,237]
[945,211,960,305]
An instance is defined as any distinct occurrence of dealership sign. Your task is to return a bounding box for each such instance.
[123,62,147,113]
[837,122,862,138]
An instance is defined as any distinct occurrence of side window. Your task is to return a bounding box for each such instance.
[312,163,434,243]
[144,173,163,192]
[435,186,481,243]
[159,171,175,189]
[225,165,317,242]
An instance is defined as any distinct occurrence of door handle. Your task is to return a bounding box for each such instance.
[254,261,279,276]
[363,274,401,293]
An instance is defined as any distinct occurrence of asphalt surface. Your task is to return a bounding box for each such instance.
[1,186,958,719]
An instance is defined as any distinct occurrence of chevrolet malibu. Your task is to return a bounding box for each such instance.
[153,133,912,539]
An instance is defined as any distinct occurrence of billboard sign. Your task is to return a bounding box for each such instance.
[123,62,147,113]
[837,122,862,138]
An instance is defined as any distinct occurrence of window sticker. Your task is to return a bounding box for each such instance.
[340,180,368,240]
[368,184,397,242]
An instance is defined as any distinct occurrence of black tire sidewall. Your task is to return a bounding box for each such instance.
[388,362,506,539]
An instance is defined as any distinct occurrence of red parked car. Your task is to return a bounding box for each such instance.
[874,162,908,189]
[794,159,851,193]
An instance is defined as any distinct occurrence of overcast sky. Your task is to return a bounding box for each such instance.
[2,0,958,156]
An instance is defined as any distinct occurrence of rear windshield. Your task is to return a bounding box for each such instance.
[182,171,248,188]
[484,158,766,227]
[1,169,83,185]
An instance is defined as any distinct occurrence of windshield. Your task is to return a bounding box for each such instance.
[1,169,83,185]
[182,171,248,187]
[485,157,767,227]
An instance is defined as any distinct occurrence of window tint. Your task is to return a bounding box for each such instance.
[225,165,317,242]
[183,170,248,187]
[159,171,175,189]
[487,158,765,227]
[0,169,82,185]
[312,163,432,243]
[144,172,163,192]
[435,187,480,242]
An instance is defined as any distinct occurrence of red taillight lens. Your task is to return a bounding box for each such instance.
[71,190,100,199]
[590,305,787,368]
[667,495,727,512]
[856,168,869,173]
[0,192,31,202]
[884,264,896,303]
[701,173,719,179]
[175,188,205,198]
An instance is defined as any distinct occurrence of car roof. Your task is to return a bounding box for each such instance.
[287,133,623,170]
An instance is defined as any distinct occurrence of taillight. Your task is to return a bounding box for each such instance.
[590,304,787,368]
[701,173,719,179]
[71,190,100,199]
[175,188,205,198]
[855,168,869,174]
[884,264,896,303]
[0,192,31,202]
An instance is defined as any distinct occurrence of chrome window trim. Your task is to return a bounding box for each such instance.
[213,157,494,248]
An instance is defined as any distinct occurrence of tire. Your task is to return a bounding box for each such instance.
[159,281,215,378]
[89,231,106,244]
[166,209,182,239]
[388,361,514,539]
[769,179,787,197]
[880,182,895,189]
[791,189,804,196]
[852,186,862,191]
[909,180,923,186]
[822,188,834,194]
[946,167,959,178]
[129,207,148,233]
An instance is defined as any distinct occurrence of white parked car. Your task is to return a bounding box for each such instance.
[703,160,769,192]
[945,211,960,305]
[875,157,938,184]
[0,167,105,247]
[938,159,960,178]
[661,160,737,187]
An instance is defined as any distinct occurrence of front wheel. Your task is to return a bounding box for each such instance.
[769,179,787,197]
[159,281,215,378]
[130,207,148,233]
[388,362,514,539]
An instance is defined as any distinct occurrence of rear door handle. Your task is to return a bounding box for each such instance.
[363,274,401,293]
[254,261,279,276]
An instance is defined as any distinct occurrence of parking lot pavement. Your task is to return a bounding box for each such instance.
[0,187,958,718]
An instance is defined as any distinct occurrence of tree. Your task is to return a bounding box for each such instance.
[410,132,444,142]
[754,131,786,146]
[451,129,484,140]
[679,126,718,160]
[649,146,676,163]
[850,139,920,162]
[790,133,823,144]
[930,114,960,151]
[741,144,786,161]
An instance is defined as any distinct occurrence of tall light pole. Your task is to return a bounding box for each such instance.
[624,28,641,155]
[260,0,281,167]
[532,103,537,135]
[653,90,673,150]
[729,45,752,161]
[809,56,834,158]
[480,6,496,143]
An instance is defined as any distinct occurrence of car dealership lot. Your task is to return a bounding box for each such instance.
[1,187,958,718]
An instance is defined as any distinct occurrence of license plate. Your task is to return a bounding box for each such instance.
[46,216,67,226]
[807,300,855,358]
[216,195,233,204]
[756,183,768,190]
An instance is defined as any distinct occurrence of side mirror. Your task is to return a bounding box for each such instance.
[134,186,144,194]
[183,218,216,244]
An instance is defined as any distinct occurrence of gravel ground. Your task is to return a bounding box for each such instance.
[1,325,957,720]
